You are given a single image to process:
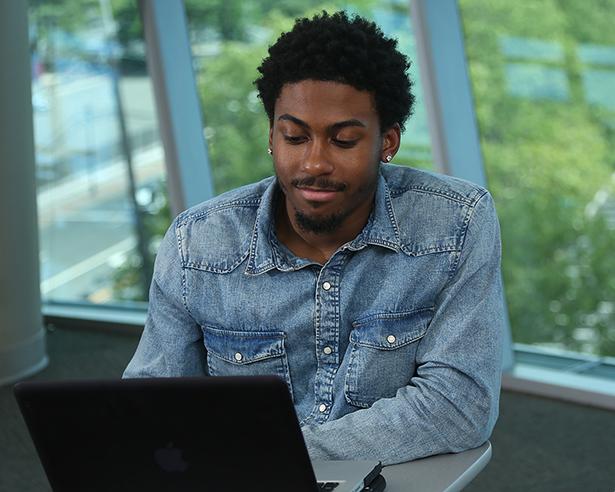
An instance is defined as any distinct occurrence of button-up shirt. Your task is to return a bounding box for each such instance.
[124,164,504,465]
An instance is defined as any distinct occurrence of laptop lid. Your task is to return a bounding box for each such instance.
[14,376,381,492]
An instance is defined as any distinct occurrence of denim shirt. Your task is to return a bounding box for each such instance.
[124,164,504,465]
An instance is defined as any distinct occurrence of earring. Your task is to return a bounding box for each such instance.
[385,155,393,162]
[267,148,272,155]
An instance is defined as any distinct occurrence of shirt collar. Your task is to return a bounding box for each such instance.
[244,172,401,276]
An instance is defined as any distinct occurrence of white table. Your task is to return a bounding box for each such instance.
[380,441,492,492]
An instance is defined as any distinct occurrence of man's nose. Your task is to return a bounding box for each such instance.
[301,139,334,175]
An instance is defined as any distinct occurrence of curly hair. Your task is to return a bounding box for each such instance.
[254,10,415,133]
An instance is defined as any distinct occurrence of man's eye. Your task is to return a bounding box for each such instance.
[284,135,307,144]
[332,138,357,148]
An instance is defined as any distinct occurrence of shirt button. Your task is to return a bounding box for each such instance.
[323,346,333,355]
[322,281,331,291]
[234,352,243,361]
[386,335,396,344]
[318,403,327,413]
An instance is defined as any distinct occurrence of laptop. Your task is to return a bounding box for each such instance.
[14,376,386,492]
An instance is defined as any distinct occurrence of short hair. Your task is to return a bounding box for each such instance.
[254,10,415,133]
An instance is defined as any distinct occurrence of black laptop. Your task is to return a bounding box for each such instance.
[14,376,385,492]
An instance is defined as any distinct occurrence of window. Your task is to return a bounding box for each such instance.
[30,0,170,312]
[460,0,615,358]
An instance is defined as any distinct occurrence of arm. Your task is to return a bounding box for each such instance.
[123,218,207,378]
[302,192,504,465]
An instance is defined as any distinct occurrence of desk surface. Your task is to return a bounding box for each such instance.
[380,441,492,492]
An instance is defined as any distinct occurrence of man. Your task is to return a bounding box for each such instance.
[124,11,504,465]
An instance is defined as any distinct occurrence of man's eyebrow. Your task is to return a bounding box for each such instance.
[278,114,310,129]
[277,114,367,131]
[330,119,366,131]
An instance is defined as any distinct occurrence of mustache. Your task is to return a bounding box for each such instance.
[291,176,347,192]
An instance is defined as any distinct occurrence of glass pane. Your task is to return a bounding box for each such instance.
[460,0,615,356]
[30,0,171,307]
[184,0,432,195]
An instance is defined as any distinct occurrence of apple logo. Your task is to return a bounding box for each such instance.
[154,442,189,473]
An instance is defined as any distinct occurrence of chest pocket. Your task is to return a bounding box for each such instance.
[203,326,293,394]
[344,307,433,408]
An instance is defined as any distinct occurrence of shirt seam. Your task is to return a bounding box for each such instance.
[176,197,262,227]
[447,189,489,280]
[389,185,481,206]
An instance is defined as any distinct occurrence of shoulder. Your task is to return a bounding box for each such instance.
[171,177,275,272]
[176,177,273,224]
[381,165,493,255]
[382,164,487,205]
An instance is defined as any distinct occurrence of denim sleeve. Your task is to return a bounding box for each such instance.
[301,191,504,465]
[123,219,207,378]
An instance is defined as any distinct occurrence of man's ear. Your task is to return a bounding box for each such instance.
[381,123,401,162]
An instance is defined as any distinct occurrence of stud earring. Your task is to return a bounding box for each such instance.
[267,148,272,155]
[385,155,393,162]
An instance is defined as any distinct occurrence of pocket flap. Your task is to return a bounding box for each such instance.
[350,308,433,349]
[203,326,286,365]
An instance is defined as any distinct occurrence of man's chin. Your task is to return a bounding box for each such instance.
[295,209,346,234]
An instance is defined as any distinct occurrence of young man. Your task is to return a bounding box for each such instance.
[124,11,504,465]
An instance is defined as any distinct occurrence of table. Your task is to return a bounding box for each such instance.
[380,441,492,492]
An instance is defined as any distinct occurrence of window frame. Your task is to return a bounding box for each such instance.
[30,0,615,409]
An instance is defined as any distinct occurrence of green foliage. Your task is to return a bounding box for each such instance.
[112,180,172,302]
[197,40,272,193]
[109,0,143,49]
[460,0,615,355]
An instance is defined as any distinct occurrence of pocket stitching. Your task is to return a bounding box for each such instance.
[345,308,433,408]
[351,331,427,350]
[202,325,294,401]
[352,306,434,327]
[206,349,284,365]
[350,308,433,349]
[344,344,371,408]
[203,325,287,363]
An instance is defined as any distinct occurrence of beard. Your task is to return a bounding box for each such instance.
[275,162,380,235]
[294,208,350,234]
[275,175,351,235]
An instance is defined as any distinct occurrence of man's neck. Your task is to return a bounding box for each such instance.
[275,195,374,264]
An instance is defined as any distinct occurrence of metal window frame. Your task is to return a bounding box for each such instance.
[410,0,514,371]
[139,0,214,216]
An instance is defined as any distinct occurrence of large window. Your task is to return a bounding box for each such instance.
[30,0,171,310]
[460,0,615,358]
[184,0,432,195]
[30,0,431,317]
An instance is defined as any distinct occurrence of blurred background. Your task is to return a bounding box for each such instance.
[29,0,615,359]
[2,0,615,490]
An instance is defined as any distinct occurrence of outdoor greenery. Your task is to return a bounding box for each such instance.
[460,0,615,355]
[32,0,615,356]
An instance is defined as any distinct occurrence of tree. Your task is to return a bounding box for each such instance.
[460,0,615,355]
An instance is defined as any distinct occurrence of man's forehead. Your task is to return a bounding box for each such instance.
[274,80,378,124]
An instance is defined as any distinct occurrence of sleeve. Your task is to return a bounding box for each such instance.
[301,191,505,465]
[123,218,207,378]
